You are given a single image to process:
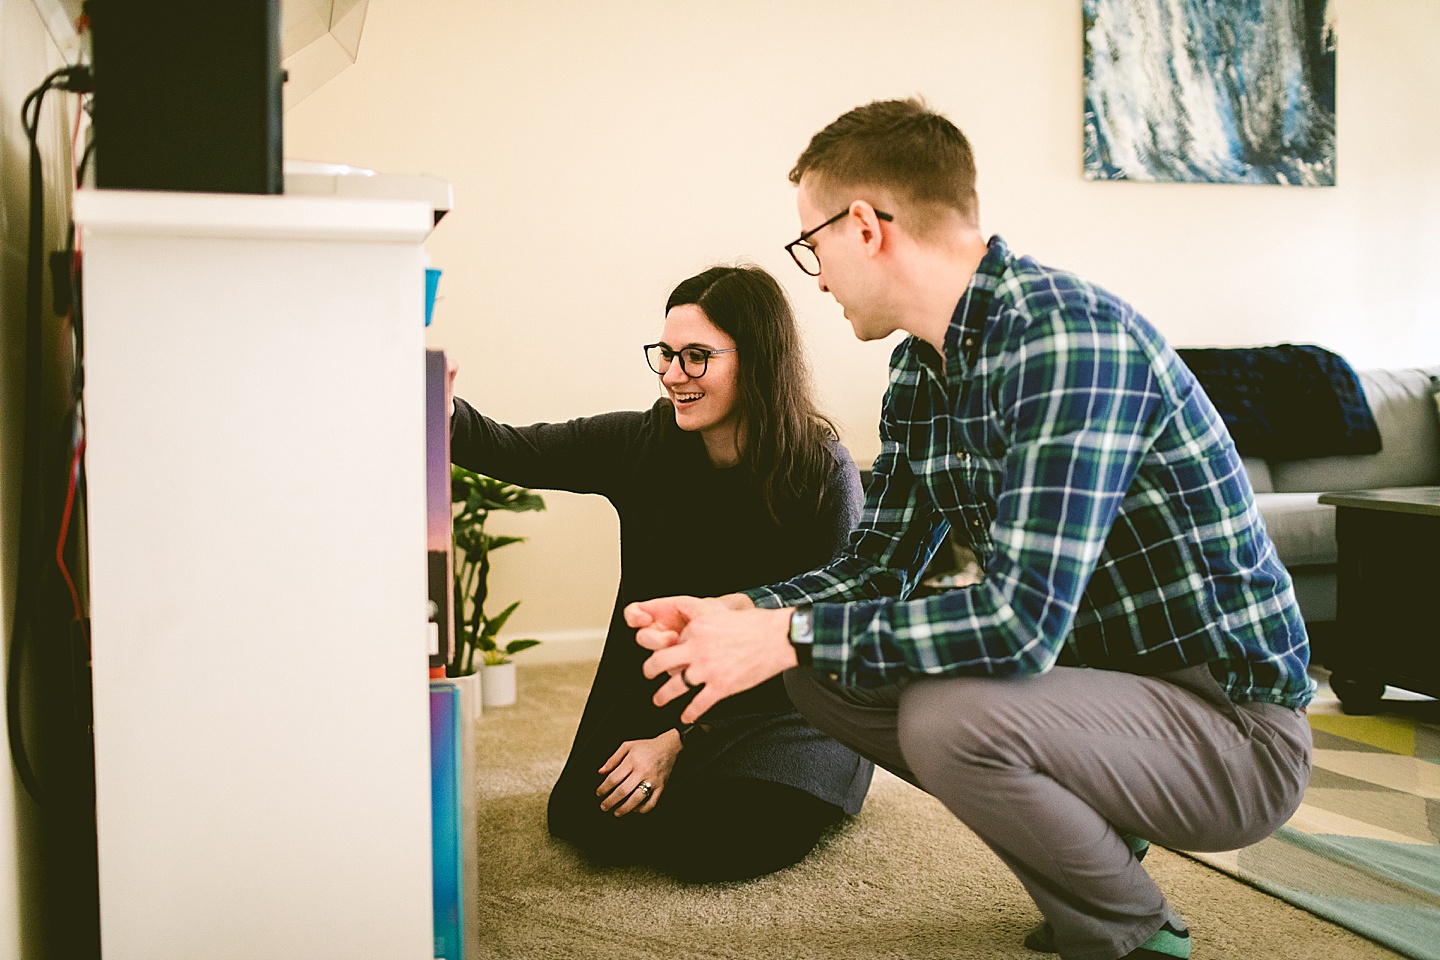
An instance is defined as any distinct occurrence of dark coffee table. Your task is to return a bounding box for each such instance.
[1316,486,1440,714]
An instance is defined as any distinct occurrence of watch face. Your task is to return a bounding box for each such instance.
[791,605,814,642]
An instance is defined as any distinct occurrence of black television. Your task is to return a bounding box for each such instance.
[87,0,284,194]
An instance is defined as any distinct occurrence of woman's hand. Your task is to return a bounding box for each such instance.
[445,356,459,422]
[596,729,682,817]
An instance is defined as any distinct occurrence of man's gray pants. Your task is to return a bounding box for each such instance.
[784,663,1312,960]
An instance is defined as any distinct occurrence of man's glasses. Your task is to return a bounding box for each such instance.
[785,207,893,276]
[644,343,736,378]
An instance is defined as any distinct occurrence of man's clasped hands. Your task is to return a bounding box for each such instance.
[624,594,798,725]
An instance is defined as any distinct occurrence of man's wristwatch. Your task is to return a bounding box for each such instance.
[789,604,814,667]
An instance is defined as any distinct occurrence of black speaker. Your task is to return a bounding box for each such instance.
[87,0,284,194]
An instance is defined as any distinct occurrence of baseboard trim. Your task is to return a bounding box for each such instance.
[506,628,606,665]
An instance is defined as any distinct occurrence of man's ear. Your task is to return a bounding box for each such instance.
[850,200,888,254]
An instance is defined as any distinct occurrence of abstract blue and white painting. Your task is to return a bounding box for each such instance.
[1083,0,1337,186]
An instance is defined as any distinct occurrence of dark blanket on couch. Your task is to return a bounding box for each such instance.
[1176,344,1381,460]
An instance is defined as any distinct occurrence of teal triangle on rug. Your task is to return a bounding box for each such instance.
[1279,832,1440,902]
[1237,887,1440,960]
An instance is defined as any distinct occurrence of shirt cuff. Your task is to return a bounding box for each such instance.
[743,586,784,609]
[809,600,854,683]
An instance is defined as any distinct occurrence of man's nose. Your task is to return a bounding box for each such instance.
[817,274,829,294]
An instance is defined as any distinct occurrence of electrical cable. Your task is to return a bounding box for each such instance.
[18,23,102,954]
[57,203,88,641]
[61,107,90,645]
[56,436,87,634]
[9,69,64,806]
[69,91,84,166]
[70,92,88,190]
[76,137,96,190]
[8,63,93,807]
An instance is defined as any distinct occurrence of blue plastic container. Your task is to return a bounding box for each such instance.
[424,268,442,326]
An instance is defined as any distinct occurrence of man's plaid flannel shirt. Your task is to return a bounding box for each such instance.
[749,236,1314,709]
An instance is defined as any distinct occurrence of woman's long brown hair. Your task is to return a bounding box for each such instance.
[666,265,838,525]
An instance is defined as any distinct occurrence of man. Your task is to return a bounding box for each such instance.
[627,98,1313,960]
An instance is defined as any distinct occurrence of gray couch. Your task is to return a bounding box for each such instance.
[1247,365,1440,625]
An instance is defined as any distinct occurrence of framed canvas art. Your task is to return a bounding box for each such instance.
[1083,0,1336,186]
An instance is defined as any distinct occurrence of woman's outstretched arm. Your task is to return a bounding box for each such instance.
[450,395,654,497]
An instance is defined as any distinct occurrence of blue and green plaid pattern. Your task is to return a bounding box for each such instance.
[750,236,1315,709]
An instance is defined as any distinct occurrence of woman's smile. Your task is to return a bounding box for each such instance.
[656,304,740,463]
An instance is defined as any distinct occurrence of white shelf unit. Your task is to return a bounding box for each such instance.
[75,189,435,960]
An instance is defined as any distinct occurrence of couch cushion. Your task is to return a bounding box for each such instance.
[1255,492,1336,567]
[1269,366,1440,492]
[1242,457,1275,494]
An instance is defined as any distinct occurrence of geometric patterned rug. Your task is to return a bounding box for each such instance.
[1185,674,1440,959]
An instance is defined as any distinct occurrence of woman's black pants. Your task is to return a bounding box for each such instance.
[548,773,844,883]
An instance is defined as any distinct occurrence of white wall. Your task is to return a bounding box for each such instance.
[285,0,1440,644]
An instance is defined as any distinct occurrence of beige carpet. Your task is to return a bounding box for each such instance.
[472,662,1404,959]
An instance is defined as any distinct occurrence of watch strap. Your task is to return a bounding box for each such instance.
[789,604,814,666]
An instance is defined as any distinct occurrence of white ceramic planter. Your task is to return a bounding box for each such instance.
[451,670,482,722]
[480,662,517,707]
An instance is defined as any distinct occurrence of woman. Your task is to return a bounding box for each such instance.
[450,265,871,882]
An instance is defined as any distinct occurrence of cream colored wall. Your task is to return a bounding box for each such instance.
[285,0,1440,646]
[1,3,82,956]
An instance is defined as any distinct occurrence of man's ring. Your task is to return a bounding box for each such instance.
[681,667,699,689]
[637,780,653,798]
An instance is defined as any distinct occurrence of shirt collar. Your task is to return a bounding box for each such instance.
[942,234,1009,380]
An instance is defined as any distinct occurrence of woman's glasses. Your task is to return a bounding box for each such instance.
[644,343,736,378]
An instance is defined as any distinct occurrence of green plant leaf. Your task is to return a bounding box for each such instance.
[454,527,487,554]
[451,467,480,504]
[481,600,521,639]
[504,491,547,513]
[468,476,547,514]
[448,465,544,676]
[503,638,541,656]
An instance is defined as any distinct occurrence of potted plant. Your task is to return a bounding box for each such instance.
[450,465,546,707]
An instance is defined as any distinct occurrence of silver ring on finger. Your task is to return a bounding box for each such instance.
[636,779,654,799]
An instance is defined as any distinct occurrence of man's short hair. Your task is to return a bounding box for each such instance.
[790,97,979,232]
